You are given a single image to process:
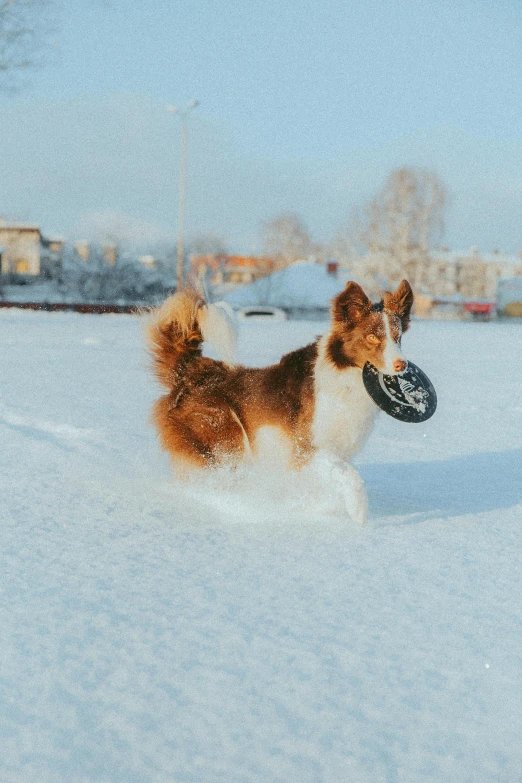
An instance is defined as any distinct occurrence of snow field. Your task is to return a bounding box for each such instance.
[0,309,521,782]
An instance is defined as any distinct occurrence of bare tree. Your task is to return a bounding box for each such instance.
[57,246,173,305]
[358,167,447,289]
[0,0,54,88]
[328,208,363,269]
[261,213,315,270]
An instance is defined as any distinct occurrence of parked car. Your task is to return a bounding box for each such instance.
[235,306,288,322]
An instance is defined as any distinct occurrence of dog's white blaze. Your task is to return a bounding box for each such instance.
[382,312,405,375]
[312,336,378,460]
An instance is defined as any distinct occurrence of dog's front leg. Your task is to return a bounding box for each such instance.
[341,462,368,526]
[311,452,368,525]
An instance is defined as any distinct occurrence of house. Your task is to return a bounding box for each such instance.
[0,223,42,275]
[139,255,156,268]
[497,278,522,317]
[43,236,66,255]
[223,260,349,319]
[74,241,90,262]
[190,254,275,286]
[347,247,522,301]
[427,249,522,300]
[102,244,118,265]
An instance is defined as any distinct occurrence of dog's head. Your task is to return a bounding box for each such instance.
[328,279,414,375]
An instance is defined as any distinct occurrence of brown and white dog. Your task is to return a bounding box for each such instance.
[147,279,414,524]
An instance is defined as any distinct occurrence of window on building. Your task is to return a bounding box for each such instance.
[15,259,29,273]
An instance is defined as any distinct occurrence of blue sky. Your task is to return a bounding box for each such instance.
[1,0,521,252]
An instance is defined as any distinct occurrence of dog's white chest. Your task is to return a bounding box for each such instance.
[312,356,378,459]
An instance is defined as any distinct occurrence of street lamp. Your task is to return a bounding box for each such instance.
[167,99,199,291]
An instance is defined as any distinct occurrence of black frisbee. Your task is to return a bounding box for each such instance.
[362,361,437,423]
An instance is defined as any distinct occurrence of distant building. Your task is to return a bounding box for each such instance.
[74,241,90,262]
[349,247,522,301]
[0,223,42,275]
[43,236,66,255]
[139,255,156,268]
[40,235,66,278]
[102,243,118,265]
[427,249,522,299]
[497,278,522,317]
[190,254,275,286]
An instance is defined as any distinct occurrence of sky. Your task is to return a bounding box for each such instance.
[1,0,521,253]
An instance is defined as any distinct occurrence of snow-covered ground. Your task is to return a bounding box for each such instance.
[1,309,521,783]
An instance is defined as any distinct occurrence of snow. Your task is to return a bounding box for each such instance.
[1,309,521,783]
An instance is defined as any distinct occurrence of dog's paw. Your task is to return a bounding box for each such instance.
[342,489,368,526]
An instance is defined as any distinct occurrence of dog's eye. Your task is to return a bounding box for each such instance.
[366,334,380,345]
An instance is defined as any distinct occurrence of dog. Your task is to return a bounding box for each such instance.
[147,279,414,524]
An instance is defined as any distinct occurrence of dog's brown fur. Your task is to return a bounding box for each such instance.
[147,280,413,472]
[326,280,413,370]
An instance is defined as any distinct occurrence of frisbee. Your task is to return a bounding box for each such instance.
[362,361,437,423]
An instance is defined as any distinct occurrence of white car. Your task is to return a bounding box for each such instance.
[235,306,288,322]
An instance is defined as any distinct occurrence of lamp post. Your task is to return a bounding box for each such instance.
[168,99,199,290]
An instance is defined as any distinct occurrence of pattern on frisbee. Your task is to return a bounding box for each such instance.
[362,361,437,423]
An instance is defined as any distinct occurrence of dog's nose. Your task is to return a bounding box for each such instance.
[393,359,407,373]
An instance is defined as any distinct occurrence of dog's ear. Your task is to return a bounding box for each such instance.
[385,280,414,331]
[333,282,372,325]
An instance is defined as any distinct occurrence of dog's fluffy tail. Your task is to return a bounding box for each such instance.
[147,291,236,387]
[198,300,236,365]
